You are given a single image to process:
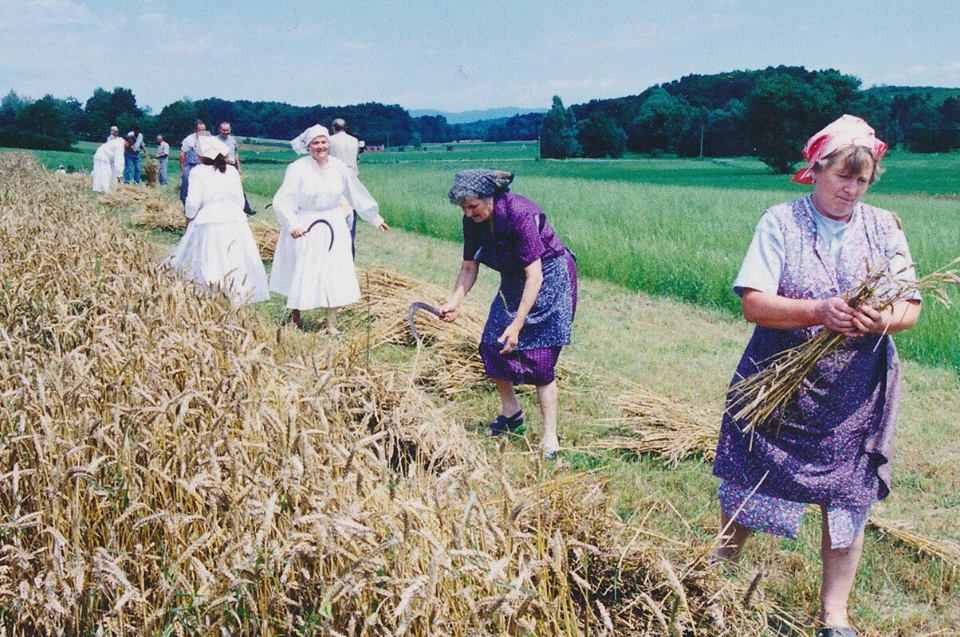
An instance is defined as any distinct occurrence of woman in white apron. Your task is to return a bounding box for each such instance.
[163,135,269,306]
[270,124,389,332]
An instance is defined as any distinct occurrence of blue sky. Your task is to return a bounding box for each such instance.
[2,0,958,113]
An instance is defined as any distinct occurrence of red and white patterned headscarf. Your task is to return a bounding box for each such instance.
[791,114,888,184]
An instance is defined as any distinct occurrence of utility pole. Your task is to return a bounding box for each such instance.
[699,120,705,160]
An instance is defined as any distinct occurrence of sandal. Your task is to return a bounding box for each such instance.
[486,410,524,437]
[542,437,562,460]
[815,627,858,637]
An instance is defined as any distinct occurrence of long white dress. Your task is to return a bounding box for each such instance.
[163,164,270,306]
[92,137,126,192]
[269,155,383,310]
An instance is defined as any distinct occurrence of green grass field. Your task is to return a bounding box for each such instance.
[227,141,960,371]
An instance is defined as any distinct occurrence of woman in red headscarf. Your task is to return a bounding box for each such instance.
[712,115,922,636]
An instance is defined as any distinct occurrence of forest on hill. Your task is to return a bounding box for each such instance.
[2,65,958,172]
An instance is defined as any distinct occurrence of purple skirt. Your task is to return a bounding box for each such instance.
[480,251,577,386]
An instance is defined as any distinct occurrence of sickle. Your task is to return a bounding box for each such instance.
[407,301,442,345]
[304,218,335,251]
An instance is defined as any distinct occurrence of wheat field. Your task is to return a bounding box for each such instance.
[0,153,784,635]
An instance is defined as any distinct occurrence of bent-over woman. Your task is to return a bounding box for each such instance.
[713,115,921,637]
[91,136,126,193]
[439,170,577,459]
[269,124,389,332]
[163,136,269,306]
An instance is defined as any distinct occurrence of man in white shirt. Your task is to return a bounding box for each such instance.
[216,122,241,170]
[155,135,170,185]
[179,120,207,204]
[328,117,362,255]
[215,121,254,214]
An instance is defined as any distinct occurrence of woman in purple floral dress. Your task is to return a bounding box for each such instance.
[438,170,577,459]
[713,116,922,637]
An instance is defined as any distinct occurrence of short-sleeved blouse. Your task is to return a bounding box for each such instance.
[733,195,917,298]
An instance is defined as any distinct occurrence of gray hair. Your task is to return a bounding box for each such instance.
[448,169,514,205]
[812,145,884,184]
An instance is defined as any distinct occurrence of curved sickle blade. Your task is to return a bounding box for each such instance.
[407,301,442,345]
[304,219,335,251]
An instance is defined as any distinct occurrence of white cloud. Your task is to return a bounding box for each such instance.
[0,0,92,27]
[878,60,960,85]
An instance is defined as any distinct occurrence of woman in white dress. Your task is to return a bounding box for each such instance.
[163,136,270,306]
[270,124,389,332]
[91,136,126,192]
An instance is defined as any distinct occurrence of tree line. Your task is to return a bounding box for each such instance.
[0,87,539,152]
[540,65,960,171]
[0,88,422,151]
[2,65,958,174]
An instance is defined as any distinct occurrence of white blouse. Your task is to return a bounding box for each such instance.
[184,164,247,225]
[94,137,126,172]
[272,156,383,230]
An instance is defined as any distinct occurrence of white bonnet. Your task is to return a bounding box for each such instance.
[291,125,330,155]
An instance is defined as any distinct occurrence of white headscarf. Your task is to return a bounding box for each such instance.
[291,125,329,155]
[197,135,230,160]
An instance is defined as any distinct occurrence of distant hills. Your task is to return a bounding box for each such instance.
[864,85,960,104]
[408,107,547,124]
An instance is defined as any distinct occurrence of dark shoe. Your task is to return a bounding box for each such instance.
[289,311,303,330]
[816,627,858,637]
[486,410,524,437]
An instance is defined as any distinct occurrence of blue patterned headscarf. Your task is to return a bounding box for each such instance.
[448,169,514,205]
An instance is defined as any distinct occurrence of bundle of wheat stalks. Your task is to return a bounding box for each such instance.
[344,268,491,396]
[0,154,776,635]
[728,258,960,438]
[131,196,186,231]
[249,221,279,260]
[868,518,960,569]
[594,383,719,466]
[99,183,154,207]
[343,268,572,397]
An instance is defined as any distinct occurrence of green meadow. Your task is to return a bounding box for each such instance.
[233,141,960,372]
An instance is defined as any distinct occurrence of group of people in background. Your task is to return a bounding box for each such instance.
[91,124,170,191]
[161,118,376,338]
[88,110,922,635]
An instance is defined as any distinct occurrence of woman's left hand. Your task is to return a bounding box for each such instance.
[851,303,886,334]
[498,321,521,354]
[377,222,390,232]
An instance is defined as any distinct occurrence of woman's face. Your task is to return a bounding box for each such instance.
[812,160,873,220]
[308,135,330,162]
[460,197,494,223]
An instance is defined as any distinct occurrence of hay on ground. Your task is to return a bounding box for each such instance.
[593,382,719,466]
[345,267,571,396]
[869,517,960,568]
[130,196,186,231]
[249,221,279,260]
